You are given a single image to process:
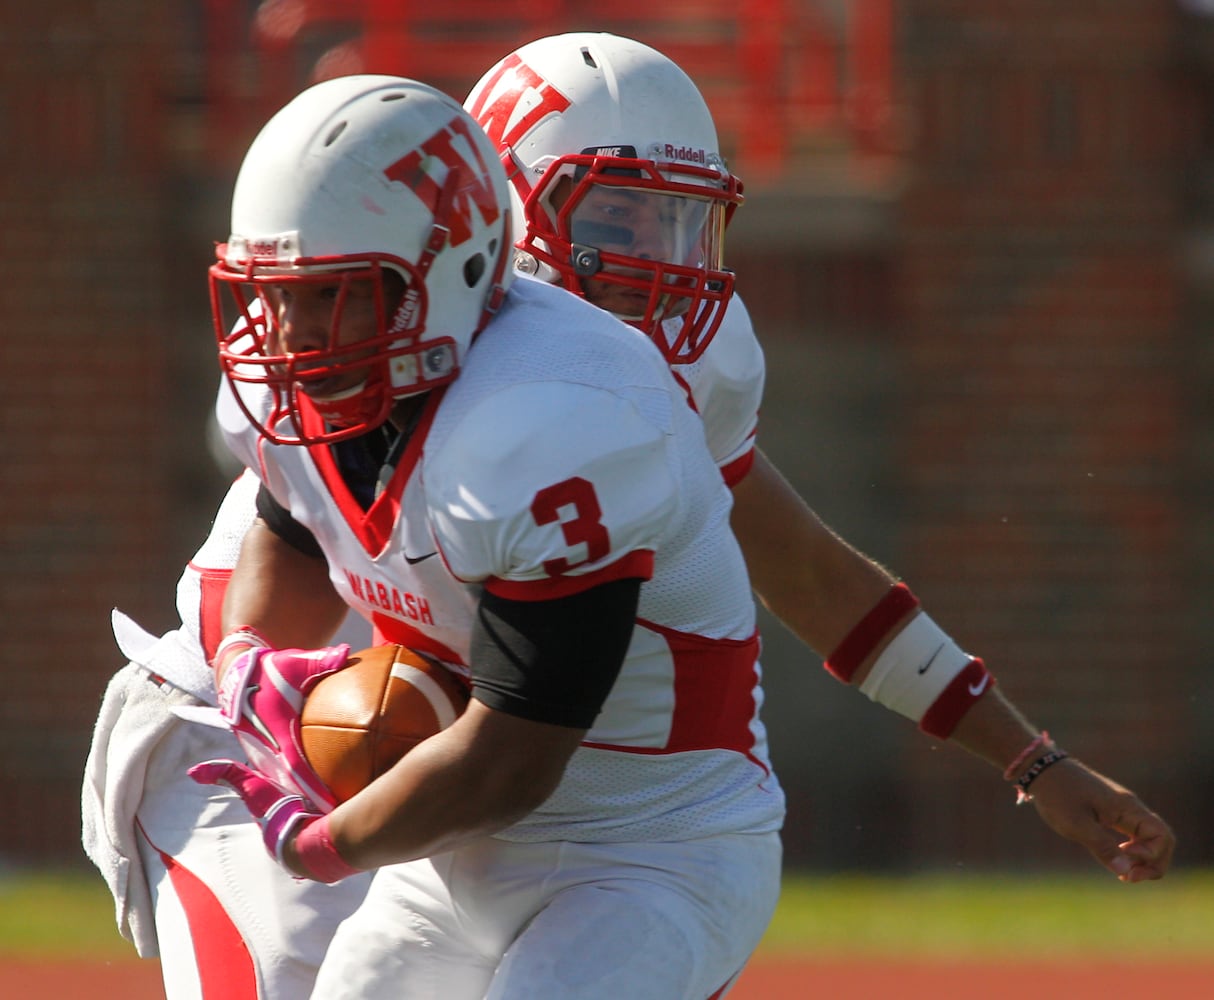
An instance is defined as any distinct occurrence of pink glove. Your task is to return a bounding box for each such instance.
[189,760,361,884]
[189,759,316,864]
[216,632,350,810]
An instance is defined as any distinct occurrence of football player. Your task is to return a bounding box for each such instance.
[463,31,1175,884]
[84,34,1173,1000]
[198,66,1170,1000]
[200,73,782,1000]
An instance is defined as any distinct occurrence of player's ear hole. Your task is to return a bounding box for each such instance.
[463,253,486,287]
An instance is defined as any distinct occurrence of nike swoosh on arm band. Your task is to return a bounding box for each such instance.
[824,583,996,738]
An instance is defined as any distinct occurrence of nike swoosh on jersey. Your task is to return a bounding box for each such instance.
[968,675,990,697]
[404,551,437,565]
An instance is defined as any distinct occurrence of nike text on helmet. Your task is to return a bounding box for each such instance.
[211,75,513,446]
[464,32,742,364]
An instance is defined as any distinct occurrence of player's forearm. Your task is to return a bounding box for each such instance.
[736,462,1176,876]
[319,700,581,869]
[731,449,896,657]
[939,685,1039,773]
[217,519,347,678]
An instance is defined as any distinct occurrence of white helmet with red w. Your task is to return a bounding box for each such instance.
[211,75,513,445]
[464,33,742,364]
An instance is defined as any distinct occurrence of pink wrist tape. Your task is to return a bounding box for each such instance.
[293,815,363,884]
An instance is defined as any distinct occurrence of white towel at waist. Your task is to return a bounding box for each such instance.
[81,613,213,957]
[111,609,217,705]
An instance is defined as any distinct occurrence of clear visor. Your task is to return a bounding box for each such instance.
[521,154,742,362]
[566,186,725,277]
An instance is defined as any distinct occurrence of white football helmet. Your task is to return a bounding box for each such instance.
[211,75,513,445]
[464,32,742,364]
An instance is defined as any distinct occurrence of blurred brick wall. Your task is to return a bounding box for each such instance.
[2,0,1207,874]
[0,2,187,862]
[732,1,1206,872]
[889,0,1199,868]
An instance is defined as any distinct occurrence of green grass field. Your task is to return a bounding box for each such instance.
[760,869,1214,959]
[3,867,1213,962]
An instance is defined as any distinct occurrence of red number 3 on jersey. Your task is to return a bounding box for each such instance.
[531,477,610,576]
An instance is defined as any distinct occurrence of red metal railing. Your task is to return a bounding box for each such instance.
[199,0,896,183]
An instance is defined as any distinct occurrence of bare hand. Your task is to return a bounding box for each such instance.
[1027,757,1175,883]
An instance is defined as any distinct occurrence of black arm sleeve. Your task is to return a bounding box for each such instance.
[469,578,643,729]
[255,483,326,559]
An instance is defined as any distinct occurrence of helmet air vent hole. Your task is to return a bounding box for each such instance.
[381,92,406,102]
[323,122,347,147]
[580,47,597,69]
[463,253,486,287]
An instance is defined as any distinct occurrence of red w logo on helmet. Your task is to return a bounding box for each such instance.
[383,115,500,247]
[465,53,571,152]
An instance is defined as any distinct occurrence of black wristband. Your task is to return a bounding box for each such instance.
[1014,749,1070,805]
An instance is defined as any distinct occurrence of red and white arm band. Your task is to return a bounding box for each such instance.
[824,583,920,683]
[825,584,995,739]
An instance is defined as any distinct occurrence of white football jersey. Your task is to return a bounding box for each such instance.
[668,293,765,486]
[174,469,260,670]
[173,284,764,690]
[170,471,371,698]
[220,276,784,843]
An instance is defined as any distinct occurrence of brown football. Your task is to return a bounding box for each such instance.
[300,644,469,803]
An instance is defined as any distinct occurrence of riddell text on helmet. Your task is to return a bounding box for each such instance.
[663,144,708,164]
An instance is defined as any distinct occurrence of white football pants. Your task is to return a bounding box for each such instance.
[135,703,372,999]
[311,829,782,999]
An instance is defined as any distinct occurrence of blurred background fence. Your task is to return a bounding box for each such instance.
[2,0,1211,873]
